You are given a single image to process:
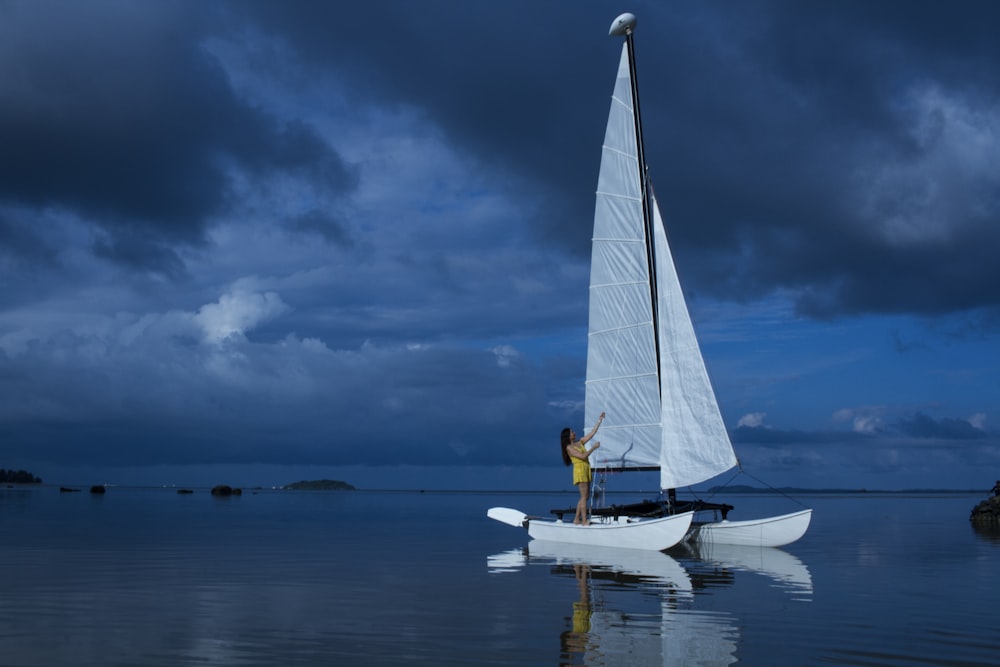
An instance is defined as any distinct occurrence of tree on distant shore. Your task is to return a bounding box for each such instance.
[0,469,43,484]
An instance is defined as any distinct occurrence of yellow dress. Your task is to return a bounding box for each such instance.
[570,444,591,485]
[572,600,592,633]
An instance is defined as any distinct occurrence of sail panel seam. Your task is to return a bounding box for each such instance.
[587,321,653,335]
[589,279,650,289]
[585,372,657,384]
[595,190,640,201]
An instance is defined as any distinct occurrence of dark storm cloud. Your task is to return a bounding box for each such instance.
[287,209,352,246]
[229,0,617,255]
[7,1,998,316]
[0,322,559,468]
[0,210,54,263]
[0,1,355,273]
[895,412,988,441]
[732,414,997,490]
[2,1,998,482]
[228,0,1000,320]
[732,425,862,447]
[735,411,992,447]
[636,1,1000,320]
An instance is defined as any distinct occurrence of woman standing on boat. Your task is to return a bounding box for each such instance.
[561,412,605,525]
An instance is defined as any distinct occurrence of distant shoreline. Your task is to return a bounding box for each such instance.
[706,485,989,495]
[3,483,988,495]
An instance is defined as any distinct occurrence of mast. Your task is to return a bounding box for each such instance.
[589,15,740,491]
[610,13,661,394]
[611,13,674,500]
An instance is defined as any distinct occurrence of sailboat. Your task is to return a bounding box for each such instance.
[489,12,811,550]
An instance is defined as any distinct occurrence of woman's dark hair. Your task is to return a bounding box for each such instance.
[560,428,573,466]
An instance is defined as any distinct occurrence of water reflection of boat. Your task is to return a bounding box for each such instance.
[487,541,694,593]
[528,540,693,594]
[489,541,738,666]
[671,542,813,600]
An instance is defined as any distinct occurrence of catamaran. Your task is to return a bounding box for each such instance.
[489,13,811,550]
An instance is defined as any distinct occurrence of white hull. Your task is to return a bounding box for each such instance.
[527,511,694,551]
[488,507,693,551]
[685,509,812,548]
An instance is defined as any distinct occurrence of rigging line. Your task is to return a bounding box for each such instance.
[739,469,811,508]
[689,470,743,502]
[590,470,606,509]
[618,441,635,469]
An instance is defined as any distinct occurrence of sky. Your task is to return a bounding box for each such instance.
[1,0,999,492]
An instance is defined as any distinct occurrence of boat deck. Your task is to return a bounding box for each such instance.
[550,499,734,522]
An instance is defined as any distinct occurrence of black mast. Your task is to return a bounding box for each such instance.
[612,15,661,395]
[611,13,674,504]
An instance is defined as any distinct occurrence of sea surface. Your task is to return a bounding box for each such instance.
[1,486,998,666]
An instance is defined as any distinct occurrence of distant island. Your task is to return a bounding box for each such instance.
[1,468,42,484]
[283,479,356,491]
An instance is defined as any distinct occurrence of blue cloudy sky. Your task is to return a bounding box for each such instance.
[2,1,998,491]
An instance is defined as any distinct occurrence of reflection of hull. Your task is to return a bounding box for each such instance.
[527,539,693,593]
[687,509,812,547]
[529,511,694,551]
[674,541,813,598]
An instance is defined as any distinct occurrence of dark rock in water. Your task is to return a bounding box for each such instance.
[89,485,106,494]
[211,485,242,496]
[970,496,1000,525]
[177,489,194,494]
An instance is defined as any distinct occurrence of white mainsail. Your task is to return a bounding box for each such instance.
[585,44,738,491]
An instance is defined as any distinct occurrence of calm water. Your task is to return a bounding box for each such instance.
[1,486,998,666]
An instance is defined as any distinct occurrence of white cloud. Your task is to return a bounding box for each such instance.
[737,412,767,428]
[195,288,289,344]
[491,344,521,368]
[967,412,987,430]
[832,407,886,434]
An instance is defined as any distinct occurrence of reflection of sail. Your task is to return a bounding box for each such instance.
[660,612,738,667]
[489,541,738,666]
[673,542,813,600]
